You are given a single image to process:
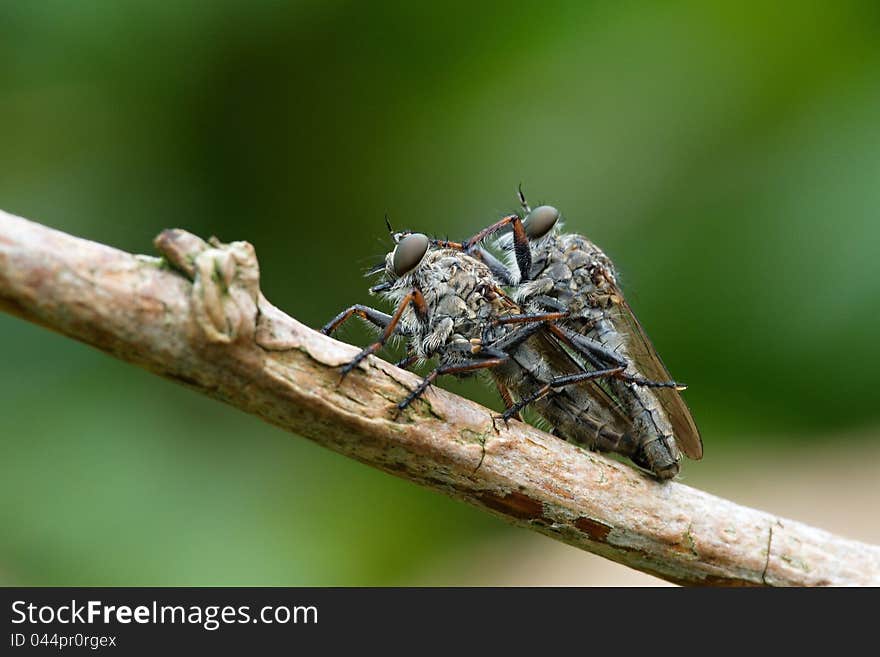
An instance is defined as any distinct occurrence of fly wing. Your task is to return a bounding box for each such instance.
[606,291,703,460]
[491,286,632,434]
[531,328,633,431]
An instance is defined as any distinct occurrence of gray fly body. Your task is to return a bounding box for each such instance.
[322,235,664,472]
[378,246,500,361]
[466,189,703,478]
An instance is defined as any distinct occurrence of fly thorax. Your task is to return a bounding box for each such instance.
[588,261,617,291]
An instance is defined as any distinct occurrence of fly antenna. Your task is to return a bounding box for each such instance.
[517,182,531,214]
[385,214,405,243]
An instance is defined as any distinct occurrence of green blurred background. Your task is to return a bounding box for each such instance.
[2,1,879,585]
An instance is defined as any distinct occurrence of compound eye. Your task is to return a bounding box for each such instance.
[523,205,559,239]
[392,233,430,277]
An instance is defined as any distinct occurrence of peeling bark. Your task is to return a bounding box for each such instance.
[2,209,879,586]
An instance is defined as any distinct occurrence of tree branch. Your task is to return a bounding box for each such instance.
[2,209,878,586]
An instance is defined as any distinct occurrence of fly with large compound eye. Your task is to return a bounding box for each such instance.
[457,188,704,479]
[320,233,432,378]
[321,233,663,467]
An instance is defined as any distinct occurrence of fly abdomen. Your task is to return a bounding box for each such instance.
[631,435,680,480]
[623,384,681,478]
[547,387,634,454]
[556,314,683,478]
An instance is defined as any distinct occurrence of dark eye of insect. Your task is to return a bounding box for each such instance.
[392,233,430,276]
[523,205,560,239]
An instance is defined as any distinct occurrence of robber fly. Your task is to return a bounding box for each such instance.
[321,231,683,479]
[456,188,703,477]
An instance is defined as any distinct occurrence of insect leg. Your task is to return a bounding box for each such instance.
[621,375,686,390]
[547,324,685,390]
[530,294,568,312]
[396,354,509,414]
[499,366,626,422]
[461,214,519,248]
[394,353,419,370]
[339,288,428,378]
[494,311,568,325]
[494,381,524,422]
[394,332,535,418]
[479,315,549,351]
[479,310,560,351]
[321,305,396,336]
[461,214,531,281]
[473,246,516,285]
[545,323,626,368]
[480,323,563,424]
[491,311,567,326]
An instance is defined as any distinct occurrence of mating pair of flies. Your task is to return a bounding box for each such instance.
[321,189,703,480]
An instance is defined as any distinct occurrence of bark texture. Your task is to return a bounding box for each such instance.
[2,209,878,586]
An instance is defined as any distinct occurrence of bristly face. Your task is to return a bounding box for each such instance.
[376,233,513,359]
